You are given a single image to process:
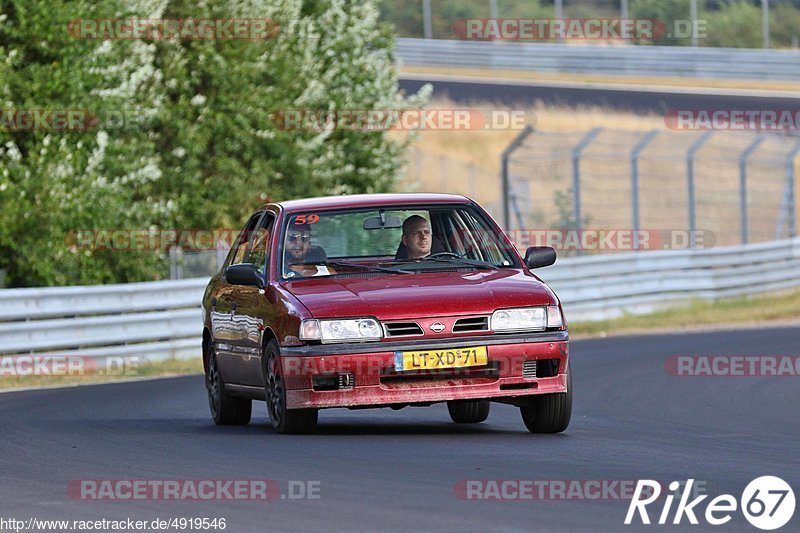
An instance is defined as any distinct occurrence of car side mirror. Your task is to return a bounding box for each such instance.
[524,246,557,269]
[225,263,265,289]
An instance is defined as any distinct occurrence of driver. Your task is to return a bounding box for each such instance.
[401,215,432,259]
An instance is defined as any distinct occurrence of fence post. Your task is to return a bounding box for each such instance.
[687,131,714,248]
[630,130,660,251]
[422,0,432,39]
[501,126,534,230]
[778,141,800,239]
[414,148,423,188]
[440,155,448,193]
[738,135,765,245]
[468,162,477,199]
[571,128,603,246]
[169,247,183,280]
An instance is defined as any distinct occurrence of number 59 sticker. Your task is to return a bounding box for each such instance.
[295,214,319,224]
[741,476,795,530]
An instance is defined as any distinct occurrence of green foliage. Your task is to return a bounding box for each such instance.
[704,1,762,48]
[0,0,429,287]
[630,0,692,46]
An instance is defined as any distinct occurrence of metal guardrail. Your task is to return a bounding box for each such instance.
[1,237,798,361]
[396,38,800,81]
[0,278,207,361]
[543,237,800,321]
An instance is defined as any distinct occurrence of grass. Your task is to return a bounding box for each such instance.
[401,65,800,93]
[568,287,800,338]
[0,357,203,391]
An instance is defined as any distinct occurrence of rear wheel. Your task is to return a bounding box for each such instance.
[520,368,572,434]
[264,340,318,434]
[447,400,490,424]
[206,343,252,426]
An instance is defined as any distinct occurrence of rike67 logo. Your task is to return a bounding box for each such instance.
[626,477,795,530]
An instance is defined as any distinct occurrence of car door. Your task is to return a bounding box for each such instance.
[231,212,276,387]
[211,212,264,385]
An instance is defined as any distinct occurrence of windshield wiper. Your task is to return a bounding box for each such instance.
[322,260,413,275]
[420,256,499,270]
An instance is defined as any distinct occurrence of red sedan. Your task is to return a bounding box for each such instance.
[202,194,571,434]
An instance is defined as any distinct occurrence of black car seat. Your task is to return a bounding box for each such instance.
[305,245,327,263]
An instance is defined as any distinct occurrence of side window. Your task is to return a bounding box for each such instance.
[227,213,265,267]
[249,214,274,276]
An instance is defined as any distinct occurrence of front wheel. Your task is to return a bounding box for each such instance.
[264,340,318,434]
[206,344,252,426]
[520,369,572,434]
[447,400,490,423]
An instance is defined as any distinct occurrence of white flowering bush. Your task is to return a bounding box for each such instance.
[0,0,427,286]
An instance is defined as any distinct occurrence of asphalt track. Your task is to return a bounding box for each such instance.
[2,326,798,532]
[399,75,800,114]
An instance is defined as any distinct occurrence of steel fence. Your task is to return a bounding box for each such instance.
[501,127,800,253]
[396,38,800,81]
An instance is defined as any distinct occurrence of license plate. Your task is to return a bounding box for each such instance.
[394,346,488,372]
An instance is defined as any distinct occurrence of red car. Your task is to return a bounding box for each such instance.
[202,193,571,434]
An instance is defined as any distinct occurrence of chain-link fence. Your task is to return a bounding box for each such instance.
[169,129,799,279]
[500,128,799,252]
[167,247,227,280]
[398,148,503,220]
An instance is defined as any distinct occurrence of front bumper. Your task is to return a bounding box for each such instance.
[280,331,569,409]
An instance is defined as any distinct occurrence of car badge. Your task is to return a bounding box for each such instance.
[430,322,446,333]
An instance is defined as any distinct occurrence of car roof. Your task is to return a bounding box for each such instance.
[273,193,472,213]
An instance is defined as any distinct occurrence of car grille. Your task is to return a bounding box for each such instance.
[452,316,489,333]
[383,322,423,337]
[522,360,537,379]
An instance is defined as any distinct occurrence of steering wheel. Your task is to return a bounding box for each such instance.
[425,252,462,260]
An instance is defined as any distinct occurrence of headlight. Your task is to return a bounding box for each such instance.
[490,307,547,332]
[299,318,382,343]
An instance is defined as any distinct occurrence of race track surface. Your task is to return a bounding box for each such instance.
[399,76,800,114]
[2,326,798,532]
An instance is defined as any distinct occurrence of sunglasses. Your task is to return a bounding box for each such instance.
[287,234,311,243]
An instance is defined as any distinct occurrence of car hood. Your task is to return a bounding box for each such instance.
[281,269,556,320]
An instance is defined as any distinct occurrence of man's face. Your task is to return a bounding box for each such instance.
[286,228,311,262]
[403,219,432,259]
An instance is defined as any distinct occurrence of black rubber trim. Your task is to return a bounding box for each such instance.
[280,330,568,357]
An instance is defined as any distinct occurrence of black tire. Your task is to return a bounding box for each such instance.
[520,368,572,434]
[447,399,491,424]
[206,343,252,426]
[264,340,318,434]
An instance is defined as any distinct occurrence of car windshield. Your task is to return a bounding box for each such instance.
[280,205,518,279]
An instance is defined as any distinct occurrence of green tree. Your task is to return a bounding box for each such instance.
[0,0,169,286]
[0,0,428,287]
